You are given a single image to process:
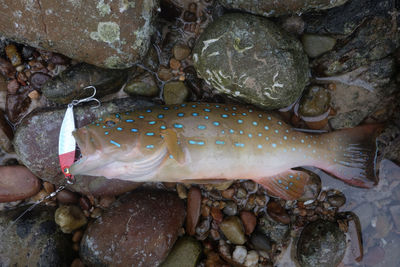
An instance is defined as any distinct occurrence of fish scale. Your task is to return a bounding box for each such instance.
[70,103,381,200]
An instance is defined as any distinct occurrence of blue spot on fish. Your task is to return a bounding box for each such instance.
[278,121,282,125]
[110,140,121,147]
[192,104,197,108]
[177,113,184,117]
[173,123,183,129]
[258,144,262,149]
[238,119,243,124]
[283,136,287,140]
[204,108,211,112]
[189,140,205,145]
[242,113,247,116]
[192,112,199,116]
[126,119,134,122]
[139,115,144,119]
[146,132,155,136]
[160,125,166,130]
[115,114,120,118]
[264,126,269,130]
[235,143,244,147]
[198,125,206,130]
[278,179,282,184]
[248,134,253,138]
[204,116,209,120]
[146,145,154,149]
[221,114,229,118]
[272,143,277,148]
[146,109,152,113]
[252,122,258,126]
[181,104,187,107]
[149,121,156,125]
[275,130,279,134]
[216,140,225,145]
[158,114,164,119]
[213,122,220,126]
[221,130,225,134]
[163,107,169,110]
[229,129,234,134]
[105,131,109,135]
[239,130,244,134]
[131,128,138,132]
[117,127,122,131]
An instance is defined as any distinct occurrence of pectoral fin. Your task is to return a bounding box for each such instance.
[161,129,185,164]
[255,170,310,200]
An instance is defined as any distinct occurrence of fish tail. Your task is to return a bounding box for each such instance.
[317,124,383,188]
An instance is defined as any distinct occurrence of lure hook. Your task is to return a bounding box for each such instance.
[70,85,101,108]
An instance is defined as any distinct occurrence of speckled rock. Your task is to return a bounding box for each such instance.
[193,13,309,110]
[42,63,129,104]
[80,190,185,266]
[0,206,74,266]
[218,0,348,17]
[0,0,159,68]
[13,98,153,196]
[297,220,346,267]
[161,236,202,267]
[0,165,40,202]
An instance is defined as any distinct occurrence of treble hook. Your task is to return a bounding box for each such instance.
[69,85,101,108]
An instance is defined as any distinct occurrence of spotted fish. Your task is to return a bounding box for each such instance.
[70,103,381,200]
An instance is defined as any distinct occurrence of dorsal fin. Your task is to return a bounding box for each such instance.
[161,129,185,164]
[255,170,310,200]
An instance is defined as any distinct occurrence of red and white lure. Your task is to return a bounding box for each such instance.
[58,86,100,184]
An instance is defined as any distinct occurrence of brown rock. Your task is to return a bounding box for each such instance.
[80,190,185,266]
[5,44,22,67]
[0,1,158,68]
[0,57,16,78]
[267,200,290,225]
[0,165,40,202]
[55,205,87,233]
[7,79,19,94]
[240,211,257,235]
[187,187,202,235]
[173,43,191,61]
[211,207,223,224]
[0,109,14,152]
[56,189,79,204]
[170,58,181,70]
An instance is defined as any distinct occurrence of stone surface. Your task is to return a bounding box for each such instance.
[80,190,185,266]
[219,216,246,245]
[301,34,336,58]
[297,220,346,267]
[0,1,159,68]
[218,0,348,17]
[0,206,75,266]
[193,13,309,110]
[42,63,129,104]
[161,236,202,267]
[124,72,159,97]
[258,213,289,244]
[163,81,189,104]
[54,205,87,234]
[186,187,202,236]
[0,109,13,152]
[0,165,40,202]
[13,97,153,196]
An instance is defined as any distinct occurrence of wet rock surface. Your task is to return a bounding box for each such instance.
[0,206,75,266]
[218,0,348,17]
[42,63,129,104]
[161,236,202,267]
[0,165,40,202]
[0,0,159,68]
[193,13,309,110]
[14,97,153,196]
[80,189,185,266]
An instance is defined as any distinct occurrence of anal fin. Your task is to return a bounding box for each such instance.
[255,170,310,200]
[161,129,185,164]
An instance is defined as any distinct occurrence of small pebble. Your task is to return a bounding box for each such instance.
[54,205,87,233]
[90,207,103,219]
[196,218,211,239]
[176,183,188,199]
[221,188,235,199]
[223,201,238,216]
[233,246,247,264]
[240,211,257,235]
[30,72,51,89]
[163,81,189,104]
[28,90,40,100]
[201,205,210,217]
[236,188,247,199]
[173,43,191,61]
[56,189,79,204]
[301,34,336,58]
[99,196,115,209]
[72,230,84,243]
[267,201,290,225]
[5,44,22,66]
[79,197,91,211]
[169,58,181,70]
[71,258,85,267]
[43,181,55,194]
[244,250,259,267]
[187,187,202,235]
[250,232,271,252]
[7,79,19,94]
[211,207,223,223]
[158,66,173,81]
[219,216,246,245]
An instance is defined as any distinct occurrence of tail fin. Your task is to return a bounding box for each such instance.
[318,124,383,188]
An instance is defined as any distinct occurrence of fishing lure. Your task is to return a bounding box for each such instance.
[58,86,100,184]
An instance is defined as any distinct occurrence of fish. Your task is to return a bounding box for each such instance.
[70,103,382,200]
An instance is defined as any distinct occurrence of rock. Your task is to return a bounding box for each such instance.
[42,63,129,104]
[0,165,40,202]
[250,231,272,252]
[232,245,247,264]
[163,81,189,104]
[223,201,238,216]
[161,236,202,267]
[267,200,290,225]
[193,13,309,110]
[244,250,259,267]
[5,44,22,67]
[297,171,321,202]
[124,72,159,97]
[303,0,397,36]
[80,190,185,266]
[56,190,80,205]
[219,216,246,245]
[326,190,346,208]
[186,187,202,236]
[258,213,289,244]
[0,109,14,152]
[54,205,87,234]
[13,97,153,196]
[218,0,348,17]
[297,220,346,267]
[30,72,51,89]
[0,206,75,266]
[6,86,33,123]
[389,205,400,232]
[352,202,375,231]
[240,211,257,235]
[298,85,331,129]
[211,207,223,224]
[301,34,336,58]
[0,1,159,68]
[0,57,15,78]
[363,246,385,267]
[173,43,191,61]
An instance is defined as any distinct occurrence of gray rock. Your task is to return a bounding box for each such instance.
[301,34,336,58]
[80,189,185,267]
[218,0,348,17]
[161,236,202,267]
[193,13,309,110]
[0,206,74,266]
[42,63,129,104]
[13,97,153,196]
[163,81,190,104]
[124,72,159,97]
[258,213,289,244]
[297,220,346,267]
[0,0,159,68]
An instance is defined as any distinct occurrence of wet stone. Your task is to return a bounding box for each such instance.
[187,187,202,236]
[124,72,159,97]
[161,236,202,267]
[56,190,80,205]
[240,211,257,235]
[0,206,75,266]
[80,190,185,266]
[193,13,309,110]
[258,214,289,244]
[30,72,51,89]
[0,109,14,153]
[163,81,189,104]
[42,63,129,104]
[232,245,247,264]
[250,231,272,252]
[0,165,40,202]
[5,44,22,67]
[223,201,238,216]
[219,216,246,245]
[301,34,336,58]
[54,205,87,234]
[326,191,346,208]
[267,200,290,225]
[13,97,152,196]
[173,43,191,61]
[297,171,321,202]
[297,220,346,267]
[389,205,400,232]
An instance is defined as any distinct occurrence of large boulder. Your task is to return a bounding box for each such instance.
[0,0,158,69]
